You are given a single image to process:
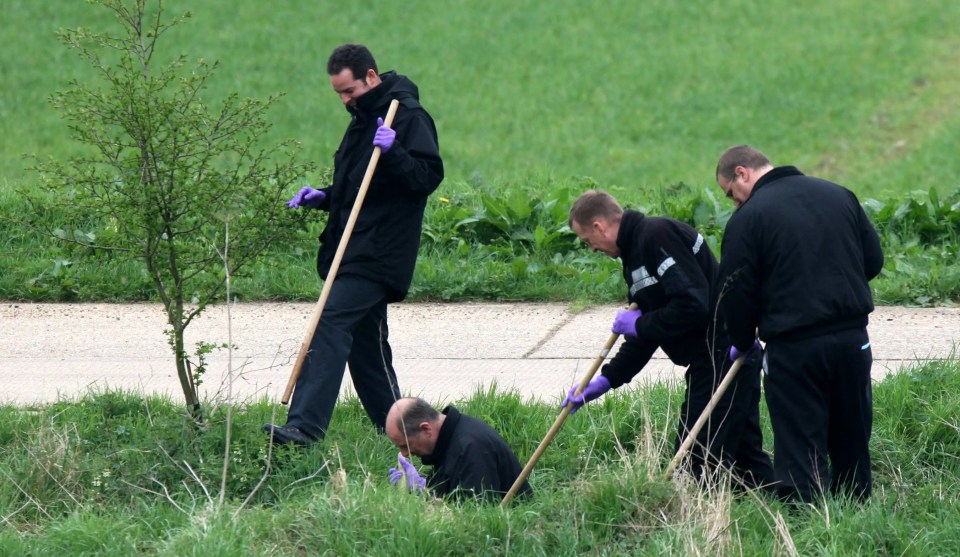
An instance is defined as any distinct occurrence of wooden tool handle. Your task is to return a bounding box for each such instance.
[282,99,401,404]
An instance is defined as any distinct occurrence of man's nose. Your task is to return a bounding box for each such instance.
[340,93,351,105]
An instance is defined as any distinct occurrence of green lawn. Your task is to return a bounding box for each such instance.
[2,4,958,554]
[3,0,960,197]
[1,0,959,304]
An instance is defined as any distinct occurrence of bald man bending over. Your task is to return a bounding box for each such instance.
[385,397,532,502]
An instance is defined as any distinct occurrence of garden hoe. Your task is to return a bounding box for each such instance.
[282,99,400,404]
[500,303,638,507]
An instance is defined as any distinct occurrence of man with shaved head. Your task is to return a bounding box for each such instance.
[384,397,532,501]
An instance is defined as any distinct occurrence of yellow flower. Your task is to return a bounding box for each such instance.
[439,197,450,203]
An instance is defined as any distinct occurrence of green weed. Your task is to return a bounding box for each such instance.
[4,178,960,305]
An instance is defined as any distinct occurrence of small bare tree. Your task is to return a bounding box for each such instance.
[27,0,314,419]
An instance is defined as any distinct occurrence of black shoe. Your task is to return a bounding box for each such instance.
[263,423,314,446]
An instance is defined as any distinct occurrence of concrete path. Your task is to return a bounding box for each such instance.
[1,302,958,406]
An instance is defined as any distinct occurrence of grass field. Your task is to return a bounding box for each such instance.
[3,0,960,196]
[2,4,958,554]
[1,0,959,304]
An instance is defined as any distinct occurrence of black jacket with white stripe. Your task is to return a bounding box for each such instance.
[601,210,725,389]
[718,166,883,351]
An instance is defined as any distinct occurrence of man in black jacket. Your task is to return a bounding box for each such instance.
[564,190,773,490]
[715,145,883,504]
[384,397,533,502]
[264,44,443,445]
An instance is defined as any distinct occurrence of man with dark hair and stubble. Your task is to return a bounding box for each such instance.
[715,144,884,504]
[563,190,774,491]
[264,44,443,445]
[384,397,532,502]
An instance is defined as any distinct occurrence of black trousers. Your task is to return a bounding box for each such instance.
[764,327,873,503]
[285,274,401,440]
[676,348,774,490]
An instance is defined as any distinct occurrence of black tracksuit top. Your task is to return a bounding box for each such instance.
[718,166,884,350]
[314,71,443,302]
[601,210,724,389]
[420,406,532,502]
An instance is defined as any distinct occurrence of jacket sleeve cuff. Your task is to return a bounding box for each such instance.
[600,365,627,390]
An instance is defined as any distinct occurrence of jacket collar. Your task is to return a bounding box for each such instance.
[421,405,461,466]
[347,71,398,120]
[615,209,644,258]
[753,165,804,192]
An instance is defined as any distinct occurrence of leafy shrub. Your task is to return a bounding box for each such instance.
[422,186,580,255]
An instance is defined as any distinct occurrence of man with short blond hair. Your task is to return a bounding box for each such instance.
[564,190,773,490]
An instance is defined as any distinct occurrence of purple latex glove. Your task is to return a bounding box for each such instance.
[611,308,643,337]
[729,339,762,361]
[562,375,612,414]
[373,117,396,153]
[388,454,425,492]
[286,186,326,209]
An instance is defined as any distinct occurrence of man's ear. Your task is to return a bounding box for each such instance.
[735,165,749,182]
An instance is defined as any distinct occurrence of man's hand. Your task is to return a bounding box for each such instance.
[373,117,396,153]
[611,308,643,337]
[286,186,326,209]
[562,375,612,414]
[729,339,762,361]
[388,454,426,492]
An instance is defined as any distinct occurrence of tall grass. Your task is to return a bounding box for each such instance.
[2,361,958,555]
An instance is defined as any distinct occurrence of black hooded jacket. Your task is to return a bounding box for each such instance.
[420,406,532,502]
[601,210,725,388]
[314,71,443,301]
[718,166,883,350]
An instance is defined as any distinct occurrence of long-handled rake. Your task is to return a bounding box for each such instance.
[281,99,400,405]
[500,303,637,507]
